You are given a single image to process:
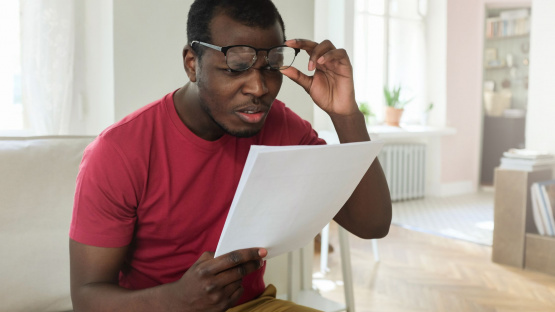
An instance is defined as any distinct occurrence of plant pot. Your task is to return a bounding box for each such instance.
[385,107,404,127]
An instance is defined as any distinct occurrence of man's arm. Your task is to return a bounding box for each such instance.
[328,111,392,239]
[69,239,266,312]
[281,39,392,239]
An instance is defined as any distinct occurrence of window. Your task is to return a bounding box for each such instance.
[354,0,427,124]
[0,0,24,131]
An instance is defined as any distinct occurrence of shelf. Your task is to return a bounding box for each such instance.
[525,233,555,275]
[492,169,554,270]
[484,65,510,70]
[486,33,530,40]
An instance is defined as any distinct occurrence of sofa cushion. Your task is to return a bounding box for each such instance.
[0,136,95,312]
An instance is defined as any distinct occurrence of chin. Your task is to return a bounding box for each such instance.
[216,120,264,138]
[224,127,262,138]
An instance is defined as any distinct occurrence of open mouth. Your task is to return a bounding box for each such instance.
[235,106,268,124]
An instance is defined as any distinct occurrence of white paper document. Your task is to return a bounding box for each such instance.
[214,140,384,259]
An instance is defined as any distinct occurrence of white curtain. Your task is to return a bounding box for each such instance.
[20,0,75,135]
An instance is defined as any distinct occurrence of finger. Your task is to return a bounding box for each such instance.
[309,40,338,71]
[308,41,337,71]
[221,280,244,309]
[315,49,352,76]
[281,66,312,93]
[198,251,215,261]
[285,38,318,51]
[285,39,320,70]
[203,279,242,310]
[214,258,265,287]
[228,281,244,303]
[203,248,265,275]
[189,251,215,271]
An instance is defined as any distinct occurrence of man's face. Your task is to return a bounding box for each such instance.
[194,13,284,139]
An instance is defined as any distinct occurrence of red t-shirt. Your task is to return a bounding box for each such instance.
[69,90,325,305]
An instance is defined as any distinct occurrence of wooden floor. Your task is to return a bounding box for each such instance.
[314,224,555,312]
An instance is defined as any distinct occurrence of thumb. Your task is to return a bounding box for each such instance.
[281,66,312,93]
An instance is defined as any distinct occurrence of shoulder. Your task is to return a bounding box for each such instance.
[96,92,176,154]
[86,92,175,175]
[100,97,165,142]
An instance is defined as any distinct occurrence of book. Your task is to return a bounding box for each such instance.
[540,180,555,236]
[503,149,554,160]
[499,157,554,172]
[500,157,555,166]
[531,184,546,235]
[531,180,555,237]
[532,183,554,236]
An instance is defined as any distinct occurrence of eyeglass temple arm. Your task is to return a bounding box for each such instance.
[190,41,223,52]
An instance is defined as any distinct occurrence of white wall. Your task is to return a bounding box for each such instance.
[439,0,484,195]
[113,0,191,121]
[274,0,316,124]
[82,0,114,135]
[526,0,555,154]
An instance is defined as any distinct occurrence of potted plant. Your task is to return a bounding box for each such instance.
[383,85,413,127]
[358,102,375,125]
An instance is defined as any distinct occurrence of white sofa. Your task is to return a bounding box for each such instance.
[0,135,350,312]
[0,136,96,312]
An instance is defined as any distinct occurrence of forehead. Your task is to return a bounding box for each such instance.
[209,13,284,48]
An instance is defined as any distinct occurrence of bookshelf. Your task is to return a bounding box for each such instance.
[492,168,555,275]
[482,8,530,111]
[485,16,530,39]
[480,7,531,186]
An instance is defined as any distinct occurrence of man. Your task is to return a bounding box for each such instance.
[69,0,392,311]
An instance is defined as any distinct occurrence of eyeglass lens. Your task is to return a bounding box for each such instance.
[226,46,297,71]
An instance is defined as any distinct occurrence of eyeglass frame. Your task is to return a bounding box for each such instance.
[190,40,300,72]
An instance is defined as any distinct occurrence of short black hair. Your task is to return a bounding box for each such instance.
[187,0,286,60]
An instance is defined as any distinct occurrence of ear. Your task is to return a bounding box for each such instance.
[183,45,198,82]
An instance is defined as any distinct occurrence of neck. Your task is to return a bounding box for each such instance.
[174,82,224,141]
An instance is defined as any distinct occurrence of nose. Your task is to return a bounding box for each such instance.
[241,57,269,98]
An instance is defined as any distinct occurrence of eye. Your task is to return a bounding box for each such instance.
[224,68,245,76]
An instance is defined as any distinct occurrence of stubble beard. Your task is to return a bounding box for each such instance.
[200,102,263,138]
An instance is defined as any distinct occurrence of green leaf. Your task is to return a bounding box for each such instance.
[384,84,413,109]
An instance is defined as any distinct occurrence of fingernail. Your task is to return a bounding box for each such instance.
[317,56,325,64]
[258,248,267,257]
[309,60,314,71]
[260,259,264,267]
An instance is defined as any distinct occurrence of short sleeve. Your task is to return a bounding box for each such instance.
[69,136,139,248]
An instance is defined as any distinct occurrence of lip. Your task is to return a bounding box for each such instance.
[234,105,269,124]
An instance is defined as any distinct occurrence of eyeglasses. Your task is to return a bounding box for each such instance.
[191,40,300,72]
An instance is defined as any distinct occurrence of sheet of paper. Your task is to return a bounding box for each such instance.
[214,140,384,259]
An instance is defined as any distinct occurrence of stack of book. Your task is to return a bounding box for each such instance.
[485,9,530,39]
[500,149,555,172]
[531,180,555,236]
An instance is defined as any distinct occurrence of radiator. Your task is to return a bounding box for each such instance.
[377,143,426,201]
